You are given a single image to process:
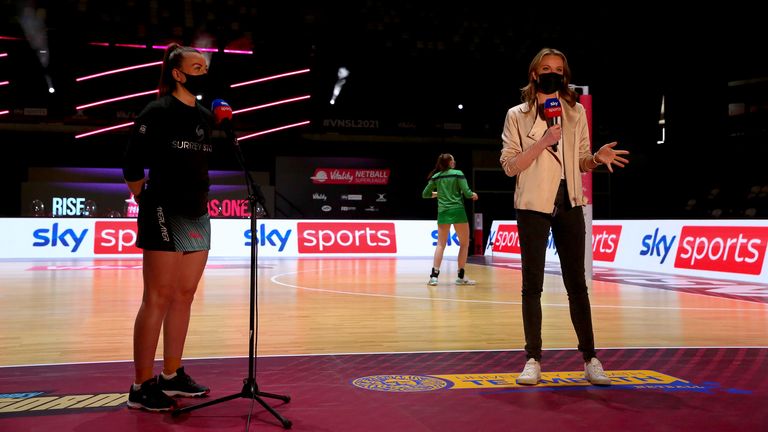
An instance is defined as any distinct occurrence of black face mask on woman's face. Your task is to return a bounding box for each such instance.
[179,71,208,95]
[537,72,564,95]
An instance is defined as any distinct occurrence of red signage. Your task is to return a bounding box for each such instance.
[492,224,521,254]
[297,222,397,253]
[94,221,141,254]
[675,226,768,275]
[592,225,622,262]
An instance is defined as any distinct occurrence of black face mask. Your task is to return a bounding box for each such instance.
[537,72,564,94]
[179,71,208,95]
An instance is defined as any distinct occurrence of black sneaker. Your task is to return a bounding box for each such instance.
[158,367,210,397]
[127,376,178,412]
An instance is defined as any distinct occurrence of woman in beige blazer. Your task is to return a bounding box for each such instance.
[500,47,629,386]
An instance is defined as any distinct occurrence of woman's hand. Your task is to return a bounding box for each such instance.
[542,124,562,148]
[595,142,630,173]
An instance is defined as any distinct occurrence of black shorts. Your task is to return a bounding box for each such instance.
[136,195,211,252]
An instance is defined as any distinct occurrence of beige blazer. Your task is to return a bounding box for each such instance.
[500,99,595,214]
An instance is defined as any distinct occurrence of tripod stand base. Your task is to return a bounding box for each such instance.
[172,378,292,429]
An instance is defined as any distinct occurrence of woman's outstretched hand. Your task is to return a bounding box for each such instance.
[595,142,630,173]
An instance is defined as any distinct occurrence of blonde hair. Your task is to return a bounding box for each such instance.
[520,47,578,109]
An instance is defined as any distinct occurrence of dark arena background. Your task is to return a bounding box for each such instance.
[1,2,766,432]
[0,2,765,222]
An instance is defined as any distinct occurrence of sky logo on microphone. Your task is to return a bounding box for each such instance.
[543,97,562,151]
[211,98,232,115]
[211,99,233,126]
[543,98,562,119]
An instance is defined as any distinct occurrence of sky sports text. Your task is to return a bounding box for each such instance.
[490,224,621,261]
[640,226,767,274]
[490,224,766,275]
[297,222,396,253]
[31,221,404,255]
[674,226,767,275]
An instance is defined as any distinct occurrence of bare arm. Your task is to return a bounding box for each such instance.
[126,179,146,197]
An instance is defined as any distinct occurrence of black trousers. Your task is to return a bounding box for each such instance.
[516,181,597,362]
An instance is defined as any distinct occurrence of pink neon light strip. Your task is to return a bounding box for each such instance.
[76,61,163,81]
[0,81,9,86]
[232,95,311,115]
[237,121,311,141]
[86,42,252,54]
[76,90,158,110]
[151,45,252,55]
[230,69,311,88]
[0,36,22,41]
[75,122,134,139]
[222,49,254,55]
[115,43,146,49]
[0,53,8,58]
[0,110,9,115]
[152,45,213,52]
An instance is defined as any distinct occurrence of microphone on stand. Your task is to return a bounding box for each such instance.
[211,98,236,145]
[543,97,562,152]
[211,99,267,217]
[174,101,289,428]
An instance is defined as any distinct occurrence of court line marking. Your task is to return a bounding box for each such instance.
[269,270,768,312]
[3,346,767,369]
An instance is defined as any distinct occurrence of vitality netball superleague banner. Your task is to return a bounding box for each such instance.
[485,219,768,284]
[1,218,461,259]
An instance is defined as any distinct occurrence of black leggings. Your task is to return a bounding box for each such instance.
[516,183,597,362]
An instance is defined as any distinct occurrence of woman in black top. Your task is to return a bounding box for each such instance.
[123,43,214,412]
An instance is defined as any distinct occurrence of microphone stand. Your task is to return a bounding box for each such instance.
[173,133,292,429]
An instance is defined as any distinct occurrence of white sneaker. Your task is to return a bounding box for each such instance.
[428,277,438,286]
[516,358,541,385]
[584,358,611,386]
[455,278,476,285]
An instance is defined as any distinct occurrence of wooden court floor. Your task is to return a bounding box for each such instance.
[1,256,766,367]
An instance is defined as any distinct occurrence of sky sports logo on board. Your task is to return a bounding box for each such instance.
[31,221,141,254]
[32,223,88,252]
[492,224,521,254]
[491,224,621,262]
[674,226,768,275]
[297,222,397,253]
[94,221,141,254]
[592,225,622,261]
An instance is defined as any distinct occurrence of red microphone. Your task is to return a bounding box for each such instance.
[211,99,235,143]
[543,97,562,151]
[211,98,233,125]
